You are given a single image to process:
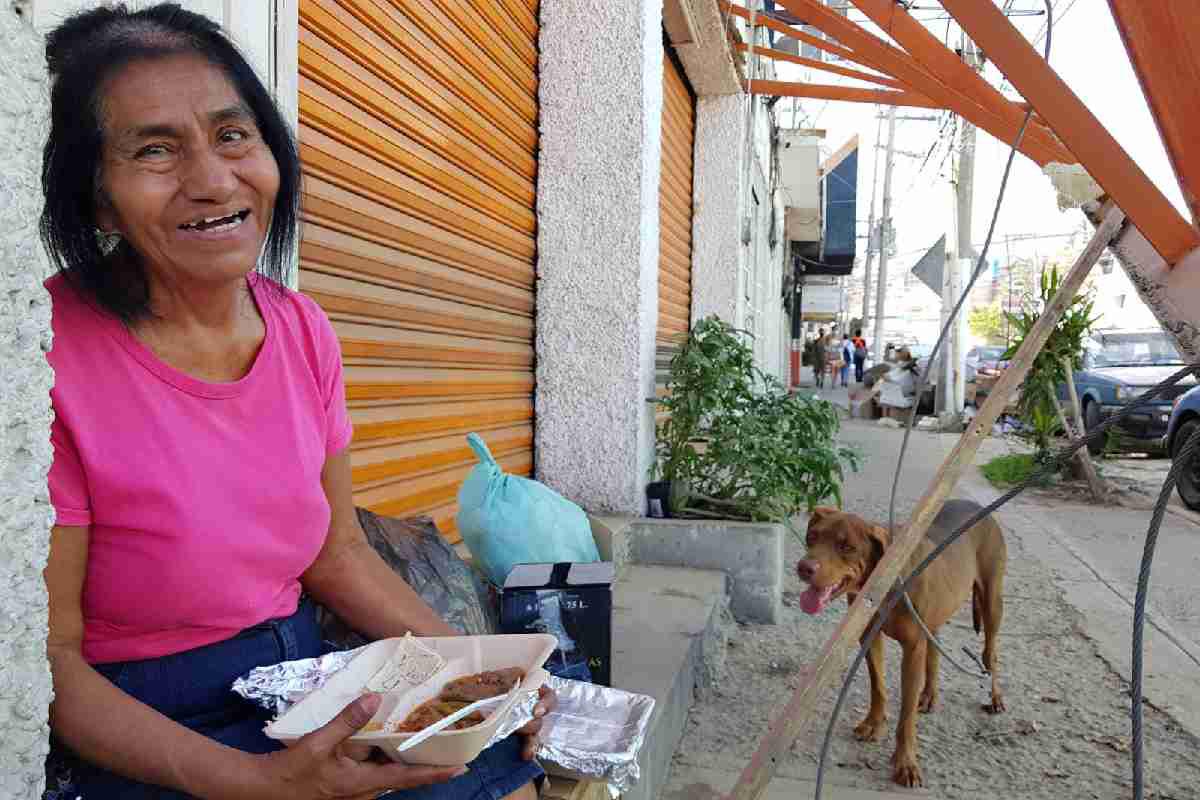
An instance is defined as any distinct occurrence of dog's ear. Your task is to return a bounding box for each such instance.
[865,524,890,562]
[810,506,838,522]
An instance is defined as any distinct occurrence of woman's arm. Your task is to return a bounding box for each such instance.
[302,449,460,639]
[45,525,264,798]
[46,524,461,799]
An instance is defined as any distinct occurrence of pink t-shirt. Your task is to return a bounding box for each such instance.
[46,273,353,664]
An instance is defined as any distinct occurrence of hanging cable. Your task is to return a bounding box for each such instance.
[884,0,1054,571]
[814,4,1056,797]
[814,364,1199,800]
[1132,426,1200,799]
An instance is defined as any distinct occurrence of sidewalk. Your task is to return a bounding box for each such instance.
[963,476,1200,740]
[792,375,855,413]
[668,418,1200,800]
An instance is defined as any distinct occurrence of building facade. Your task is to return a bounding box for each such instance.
[2,2,792,793]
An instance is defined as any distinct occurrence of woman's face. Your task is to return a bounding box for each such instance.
[95,54,279,288]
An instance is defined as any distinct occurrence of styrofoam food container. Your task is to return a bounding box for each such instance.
[265,634,556,765]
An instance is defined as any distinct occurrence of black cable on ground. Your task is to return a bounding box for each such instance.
[1132,422,1200,800]
[813,364,1199,800]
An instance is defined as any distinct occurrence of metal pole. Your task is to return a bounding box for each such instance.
[949,35,980,415]
[1004,234,1013,347]
[860,109,884,332]
[871,105,898,363]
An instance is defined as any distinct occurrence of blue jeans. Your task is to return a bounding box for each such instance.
[46,601,543,799]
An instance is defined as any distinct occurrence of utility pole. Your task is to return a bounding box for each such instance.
[940,34,979,417]
[860,110,884,333]
[871,104,897,363]
[1004,234,1013,347]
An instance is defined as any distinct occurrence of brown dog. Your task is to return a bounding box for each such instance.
[796,499,1007,788]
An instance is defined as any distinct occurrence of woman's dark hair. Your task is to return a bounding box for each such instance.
[40,3,300,322]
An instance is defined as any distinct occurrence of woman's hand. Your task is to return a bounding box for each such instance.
[517,685,558,761]
[248,694,464,800]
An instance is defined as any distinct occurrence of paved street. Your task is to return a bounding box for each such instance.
[672,405,1200,800]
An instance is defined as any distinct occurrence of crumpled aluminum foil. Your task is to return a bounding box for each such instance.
[232,652,655,795]
[233,647,365,715]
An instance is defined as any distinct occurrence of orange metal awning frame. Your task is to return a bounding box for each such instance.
[1107,0,1200,228]
[940,0,1200,264]
[735,42,907,91]
[745,79,939,109]
[725,0,1200,266]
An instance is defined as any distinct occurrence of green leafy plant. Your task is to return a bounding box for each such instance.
[968,304,1007,345]
[981,453,1041,488]
[1002,266,1100,466]
[653,316,860,521]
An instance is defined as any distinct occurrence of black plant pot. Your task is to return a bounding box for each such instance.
[646,481,674,518]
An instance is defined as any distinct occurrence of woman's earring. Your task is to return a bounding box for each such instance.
[95,228,122,255]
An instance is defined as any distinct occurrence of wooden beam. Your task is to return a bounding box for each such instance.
[773,0,1064,166]
[847,0,1074,165]
[745,80,940,109]
[821,134,859,176]
[941,0,1200,265]
[727,202,1127,800]
[735,42,908,91]
[1108,0,1200,226]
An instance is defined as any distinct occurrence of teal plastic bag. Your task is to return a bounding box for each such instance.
[456,433,600,586]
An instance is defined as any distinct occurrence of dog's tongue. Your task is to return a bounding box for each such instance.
[800,584,835,615]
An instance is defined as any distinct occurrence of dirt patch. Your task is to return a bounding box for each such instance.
[984,437,1173,509]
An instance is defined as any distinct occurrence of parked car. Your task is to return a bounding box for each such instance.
[966,345,1008,382]
[1164,385,1200,511]
[1062,329,1196,456]
[967,345,1012,408]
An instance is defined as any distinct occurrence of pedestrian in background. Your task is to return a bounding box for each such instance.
[812,328,827,388]
[851,329,868,383]
[839,334,853,387]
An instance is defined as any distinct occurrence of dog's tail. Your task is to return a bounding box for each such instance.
[972,584,983,635]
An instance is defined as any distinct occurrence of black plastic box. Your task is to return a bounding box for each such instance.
[499,562,615,686]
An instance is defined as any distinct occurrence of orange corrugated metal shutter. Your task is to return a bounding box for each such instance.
[298,0,539,542]
[658,47,695,345]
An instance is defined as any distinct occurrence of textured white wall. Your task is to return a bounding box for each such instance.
[666,0,741,96]
[534,0,664,514]
[0,7,55,799]
[691,93,744,325]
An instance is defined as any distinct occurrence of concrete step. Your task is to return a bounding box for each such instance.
[605,565,729,800]
[663,761,934,800]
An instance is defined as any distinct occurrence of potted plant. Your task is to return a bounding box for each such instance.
[649,317,756,516]
[650,316,859,521]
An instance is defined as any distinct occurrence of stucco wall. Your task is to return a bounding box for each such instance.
[665,0,741,96]
[534,0,664,515]
[691,93,744,324]
[1083,200,1200,362]
[0,6,55,798]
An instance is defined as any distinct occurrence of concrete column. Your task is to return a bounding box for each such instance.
[535,0,664,515]
[691,93,745,324]
[0,7,55,798]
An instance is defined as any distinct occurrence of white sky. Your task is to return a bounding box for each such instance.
[772,0,1187,270]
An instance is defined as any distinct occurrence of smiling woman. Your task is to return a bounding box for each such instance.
[37,4,548,800]
[41,6,300,323]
